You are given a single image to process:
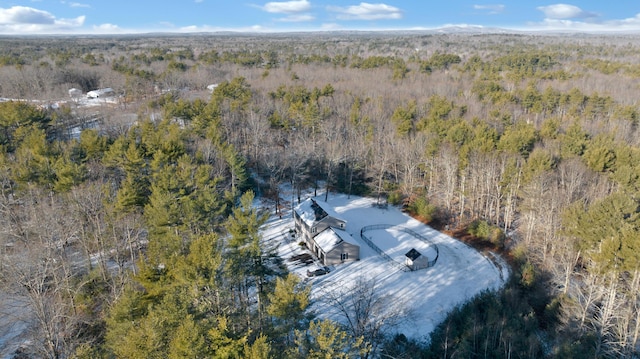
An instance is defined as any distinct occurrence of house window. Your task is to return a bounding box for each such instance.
[341,253,349,261]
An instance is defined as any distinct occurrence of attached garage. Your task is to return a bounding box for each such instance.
[313,227,360,266]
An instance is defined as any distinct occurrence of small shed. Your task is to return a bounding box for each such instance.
[405,248,430,271]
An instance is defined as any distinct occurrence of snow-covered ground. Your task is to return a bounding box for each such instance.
[262,192,508,342]
[0,294,31,359]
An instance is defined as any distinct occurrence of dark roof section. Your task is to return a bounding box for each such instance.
[310,199,328,221]
[405,248,422,261]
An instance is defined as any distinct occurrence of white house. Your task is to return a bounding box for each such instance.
[294,198,359,266]
[86,88,115,99]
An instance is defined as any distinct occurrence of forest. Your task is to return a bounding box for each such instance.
[1,32,640,358]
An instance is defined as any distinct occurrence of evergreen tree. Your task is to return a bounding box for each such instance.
[267,274,312,347]
[224,190,271,333]
[293,320,365,359]
[562,193,640,273]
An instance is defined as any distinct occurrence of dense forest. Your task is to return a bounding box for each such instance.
[1,32,640,358]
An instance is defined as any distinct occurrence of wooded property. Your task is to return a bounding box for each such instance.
[1,31,640,358]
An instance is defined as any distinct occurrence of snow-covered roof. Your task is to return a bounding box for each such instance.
[294,198,345,227]
[331,227,358,246]
[314,228,342,252]
[313,227,357,253]
[295,199,319,227]
[87,88,115,98]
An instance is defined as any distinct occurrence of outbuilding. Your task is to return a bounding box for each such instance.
[405,248,430,271]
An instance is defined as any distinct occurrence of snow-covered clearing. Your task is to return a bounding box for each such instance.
[261,192,508,342]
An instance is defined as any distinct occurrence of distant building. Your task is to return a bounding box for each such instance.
[405,248,430,271]
[86,88,115,98]
[294,198,359,266]
[206,84,219,93]
[68,88,82,98]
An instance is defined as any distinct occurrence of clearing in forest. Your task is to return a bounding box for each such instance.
[262,192,507,341]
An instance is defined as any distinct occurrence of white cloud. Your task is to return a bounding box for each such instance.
[526,3,640,32]
[530,14,640,32]
[327,2,402,20]
[321,22,341,30]
[537,4,596,20]
[262,0,310,14]
[0,6,56,24]
[92,23,123,33]
[69,2,90,8]
[612,13,640,28]
[473,4,505,14]
[178,24,269,33]
[0,6,84,33]
[277,14,315,22]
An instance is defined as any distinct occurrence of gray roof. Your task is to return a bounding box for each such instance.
[405,248,422,261]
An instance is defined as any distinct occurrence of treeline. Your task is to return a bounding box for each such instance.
[0,94,372,357]
[2,33,640,358]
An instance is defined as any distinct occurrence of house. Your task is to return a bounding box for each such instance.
[405,248,430,271]
[86,88,115,99]
[294,198,359,265]
[294,198,345,242]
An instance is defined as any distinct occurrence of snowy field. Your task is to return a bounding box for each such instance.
[363,226,439,267]
[261,192,508,342]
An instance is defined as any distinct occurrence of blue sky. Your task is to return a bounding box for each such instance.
[0,1,639,34]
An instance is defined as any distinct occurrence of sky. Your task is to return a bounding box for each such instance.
[0,1,639,35]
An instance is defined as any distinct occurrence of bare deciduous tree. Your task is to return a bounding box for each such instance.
[322,277,409,358]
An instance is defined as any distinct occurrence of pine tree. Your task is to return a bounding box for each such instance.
[224,190,271,332]
[562,193,640,273]
[267,273,312,346]
[293,320,365,359]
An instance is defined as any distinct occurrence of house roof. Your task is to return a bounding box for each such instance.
[314,227,358,253]
[405,248,422,261]
[295,199,321,227]
[87,88,115,97]
[331,227,358,246]
[295,198,345,227]
[314,199,343,222]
